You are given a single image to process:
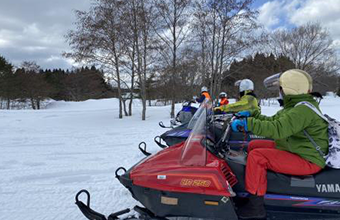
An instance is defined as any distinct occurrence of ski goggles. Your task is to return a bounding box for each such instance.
[263,73,281,90]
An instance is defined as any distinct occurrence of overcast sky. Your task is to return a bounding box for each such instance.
[0,0,339,69]
[0,0,92,69]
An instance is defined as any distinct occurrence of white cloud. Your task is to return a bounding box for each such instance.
[0,0,91,69]
[258,0,305,30]
[23,46,48,52]
[289,0,340,25]
[258,1,282,29]
[23,23,41,35]
[257,0,340,50]
[289,0,340,49]
[0,39,8,47]
[282,0,302,18]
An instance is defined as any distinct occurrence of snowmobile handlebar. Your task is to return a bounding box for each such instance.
[213,116,238,158]
[232,113,247,119]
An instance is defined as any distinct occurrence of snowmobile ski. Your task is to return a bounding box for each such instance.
[154,136,167,148]
[75,189,130,220]
[138,142,151,156]
[158,121,173,129]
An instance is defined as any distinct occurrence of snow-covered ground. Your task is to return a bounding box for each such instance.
[1,96,340,220]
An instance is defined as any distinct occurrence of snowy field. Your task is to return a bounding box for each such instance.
[1,96,340,220]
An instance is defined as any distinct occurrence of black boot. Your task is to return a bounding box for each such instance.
[238,194,266,219]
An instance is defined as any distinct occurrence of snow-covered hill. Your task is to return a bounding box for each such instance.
[0,96,339,220]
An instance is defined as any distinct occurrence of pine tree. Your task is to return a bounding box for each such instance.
[0,55,15,109]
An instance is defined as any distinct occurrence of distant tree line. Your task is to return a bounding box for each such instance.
[1,50,339,111]
[146,53,340,100]
[223,53,340,98]
[0,57,114,110]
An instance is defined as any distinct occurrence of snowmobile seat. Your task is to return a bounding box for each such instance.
[267,167,340,199]
[227,159,340,199]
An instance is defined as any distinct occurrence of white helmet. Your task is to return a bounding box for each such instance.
[235,79,254,92]
[201,86,208,92]
[280,69,312,95]
[219,92,227,98]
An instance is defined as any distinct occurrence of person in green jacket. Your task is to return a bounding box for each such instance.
[231,69,328,219]
[214,79,260,113]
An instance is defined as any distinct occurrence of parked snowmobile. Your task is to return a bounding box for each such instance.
[155,106,267,149]
[158,101,198,130]
[75,100,340,220]
[174,101,198,125]
[155,101,198,148]
[155,105,203,147]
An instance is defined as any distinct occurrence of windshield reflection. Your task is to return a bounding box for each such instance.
[181,100,212,166]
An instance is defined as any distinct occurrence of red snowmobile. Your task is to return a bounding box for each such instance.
[75,100,340,220]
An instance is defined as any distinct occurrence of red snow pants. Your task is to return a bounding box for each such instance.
[245,140,322,196]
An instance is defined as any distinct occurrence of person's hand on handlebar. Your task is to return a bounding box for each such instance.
[214,107,223,114]
[231,119,248,132]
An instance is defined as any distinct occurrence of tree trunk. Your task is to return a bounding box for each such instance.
[142,99,146,120]
[132,0,146,120]
[141,10,148,121]
[36,98,41,110]
[210,7,217,95]
[201,36,208,85]
[112,33,123,119]
[212,25,222,99]
[129,19,137,117]
[118,88,123,119]
[30,98,36,110]
[128,96,133,116]
[6,98,10,110]
[216,23,227,97]
[115,63,123,119]
[336,76,339,93]
[170,0,178,119]
[122,99,128,116]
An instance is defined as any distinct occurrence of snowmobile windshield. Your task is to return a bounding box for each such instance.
[234,80,241,87]
[264,73,281,91]
[182,101,193,107]
[187,103,205,129]
[181,99,213,166]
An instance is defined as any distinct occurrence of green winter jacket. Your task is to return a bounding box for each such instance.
[247,94,328,168]
[220,91,260,113]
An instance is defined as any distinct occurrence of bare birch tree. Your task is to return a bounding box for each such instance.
[153,0,191,118]
[65,0,126,118]
[267,22,339,76]
[193,0,258,97]
[119,0,158,120]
